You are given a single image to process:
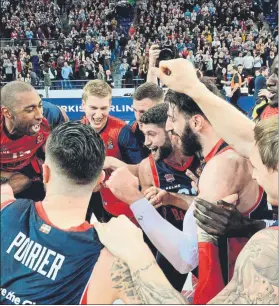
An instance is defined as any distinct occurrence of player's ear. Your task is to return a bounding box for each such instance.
[1,106,13,119]
[42,164,50,184]
[97,170,105,185]
[191,115,204,132]
[81,100,86,112]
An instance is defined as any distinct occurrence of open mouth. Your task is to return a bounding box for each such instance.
[150,147,159,154]
[31,124,41,133]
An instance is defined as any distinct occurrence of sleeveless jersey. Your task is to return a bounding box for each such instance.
[1,199,103,305]
[0,115,50,173]
[204,139,271,284]
[149,154,201,230]
[81,115,137,223]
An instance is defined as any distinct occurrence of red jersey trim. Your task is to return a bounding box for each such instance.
[205,139,233,163]
[35,202,93,232]
[242,186,264,217]
[164,156,194,172]
[149,155,160,188]
[1,199,16,210]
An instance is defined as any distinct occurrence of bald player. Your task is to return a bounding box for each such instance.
[1,121,188,305]
[1,81,50,201]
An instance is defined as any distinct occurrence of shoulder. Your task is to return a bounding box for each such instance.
[108,116,127,129]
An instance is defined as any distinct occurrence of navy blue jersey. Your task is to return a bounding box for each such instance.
[148,154,201,291]
[149,154,201,230]
[43,101,66,130]
[129,120,150,159]
[1,199,103,305]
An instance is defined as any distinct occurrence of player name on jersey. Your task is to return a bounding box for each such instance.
[7,232,65,281]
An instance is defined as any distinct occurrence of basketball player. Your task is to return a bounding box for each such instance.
[150,58,278,303]
[151,60,278,304]
[1,121,188,304]
[104,82,164,176]
[104,79,271,303]
[80,80,143,223]
[138,103,200,291]
[129,82,164,159]
[1,81,50,201]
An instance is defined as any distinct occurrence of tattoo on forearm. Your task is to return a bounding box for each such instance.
[210,229,279,304]
[131,260,187,304]
[111,259,144,304]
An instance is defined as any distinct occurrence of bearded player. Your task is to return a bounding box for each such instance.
[138,103,200,291]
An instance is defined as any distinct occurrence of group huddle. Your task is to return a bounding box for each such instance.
[1,58,278,304]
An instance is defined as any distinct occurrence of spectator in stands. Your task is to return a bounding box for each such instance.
[61,61,73,89]
[243,51,255,75]
[254,66,268,102]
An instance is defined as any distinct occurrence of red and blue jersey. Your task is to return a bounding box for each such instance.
[1,199,103,305]
[81,115,143,223]
[0,115,50,174]
[149,154,201,230]
[203,139,273,284]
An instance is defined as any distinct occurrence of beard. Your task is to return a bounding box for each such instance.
[158,136,173,161]
[180,123,202,156]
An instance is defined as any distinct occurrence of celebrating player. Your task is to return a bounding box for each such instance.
[1,81,50,201]
[80,80,143,223]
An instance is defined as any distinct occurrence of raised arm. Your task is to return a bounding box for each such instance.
[152,59,255,158]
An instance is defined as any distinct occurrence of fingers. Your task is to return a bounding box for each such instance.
[195,218,222,236]
[219,193,238,207]
[217,199,236,210]
[154,203,163,209]
[194,205,229,226]
[195,197,232,217]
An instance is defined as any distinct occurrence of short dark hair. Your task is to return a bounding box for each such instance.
[140,103,168,128]
[232,65,238,71]
[260,66,268,73]
[165,78,223,119]
[46,122,105,185]
[238,64,243,67]
[133,82,164,103]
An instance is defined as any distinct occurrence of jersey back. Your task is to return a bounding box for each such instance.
[1,199,103,305]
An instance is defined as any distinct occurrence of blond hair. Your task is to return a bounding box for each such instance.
[254,116,278,170]
[82,80,112,102]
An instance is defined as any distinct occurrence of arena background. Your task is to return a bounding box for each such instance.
[38,88,255,121]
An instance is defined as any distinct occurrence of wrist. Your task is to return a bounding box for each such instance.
[185,81,207,101]
[126,243,155,269]
[126,190,144,205]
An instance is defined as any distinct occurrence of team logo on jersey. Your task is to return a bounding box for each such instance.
[107,139,114,150]
[36,134,44,144]
[164,174,175,183]
[39,224,51,234]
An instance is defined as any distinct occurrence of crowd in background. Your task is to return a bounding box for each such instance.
[0,0,278,89]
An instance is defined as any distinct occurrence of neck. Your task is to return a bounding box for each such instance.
[166,149,189,167]
[200,127,222,159]
[42,187,93,229]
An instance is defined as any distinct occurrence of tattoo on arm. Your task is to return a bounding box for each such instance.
[111,259,144,304]
[131,260,188,304]
[209,229,279,304]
